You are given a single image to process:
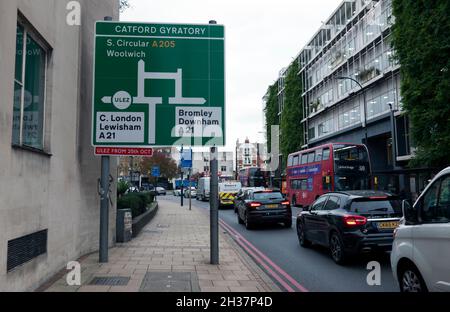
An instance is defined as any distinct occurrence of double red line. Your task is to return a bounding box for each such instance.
[218,219,308,292]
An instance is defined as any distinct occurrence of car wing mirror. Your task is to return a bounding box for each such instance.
[402,199,416,224]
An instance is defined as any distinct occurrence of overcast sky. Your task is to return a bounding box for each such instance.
[121,0,342,153]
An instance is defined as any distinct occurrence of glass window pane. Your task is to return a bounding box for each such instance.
[23,36,46,149]
[12,81,22,145]
[15,25,24,82]
[323,148,330,160]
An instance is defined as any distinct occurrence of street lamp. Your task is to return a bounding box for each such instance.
[336,76,368,145]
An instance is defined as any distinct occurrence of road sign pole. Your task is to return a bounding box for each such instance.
[210,146,219,264]
[99,16,113,264]
[189,168,192,211]
[181,146,184,207]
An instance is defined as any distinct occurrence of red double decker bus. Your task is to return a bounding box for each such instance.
[238,167,267,187]
[286,143,371,208]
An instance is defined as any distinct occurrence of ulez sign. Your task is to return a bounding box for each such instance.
[92,21,225,155]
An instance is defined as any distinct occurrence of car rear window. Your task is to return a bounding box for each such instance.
[253,192,283,200]
[349,199,402,214]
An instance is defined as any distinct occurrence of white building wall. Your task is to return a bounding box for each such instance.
[0,0,119,291]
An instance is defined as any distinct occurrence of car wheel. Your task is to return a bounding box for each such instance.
[245,212,253,230]
[297,221,311,247]
[399,265,428,292]
[284,219,292,228]
[330,232,347,264]
[237,211,244,224]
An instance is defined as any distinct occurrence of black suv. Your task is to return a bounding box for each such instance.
[236,189,292,229]
[296,191,402,264]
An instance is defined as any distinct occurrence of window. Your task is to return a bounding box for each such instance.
[288,156,293,167]
[301,154,308,165]
[308,127,316,140]
[221,166,227,172]
[315,149,323,162]
[13,23,48,150]
[323,196,340,210]
[311,196,328,211]
[293,155,299,166]
[421,180,440,223]
[323,148,331,160]
[307,152,315,163]
[204,166,209,172]
[421,176,450,223]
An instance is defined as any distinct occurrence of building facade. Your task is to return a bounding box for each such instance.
[191,151,234,178]
[273,0,434,200]
[235,138,266,173]
[0,0,119,291]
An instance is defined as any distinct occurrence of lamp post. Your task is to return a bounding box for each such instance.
[336,76,368,146]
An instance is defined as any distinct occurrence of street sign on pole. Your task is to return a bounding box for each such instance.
[151,166,160,177]
[92,21,225,150]
[181,148,193,169]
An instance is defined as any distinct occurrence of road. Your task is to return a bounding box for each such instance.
[160,195,398,292]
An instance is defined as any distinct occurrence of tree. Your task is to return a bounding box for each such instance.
[264,83,278,153]
[391,0,450,168]
[139,151,178,180]
[280,60,304,167]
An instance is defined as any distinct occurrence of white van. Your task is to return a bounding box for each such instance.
[197,177,210,201]
[218,181,242,208]
[391,166,450,292]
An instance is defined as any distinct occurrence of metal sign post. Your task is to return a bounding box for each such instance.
[189,168,192,211]
[98,16,113,264]
[210,145,219,264]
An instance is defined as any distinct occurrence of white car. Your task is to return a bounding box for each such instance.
[173,189,181,196]
[184,187,197,198]
[391,166,450,292]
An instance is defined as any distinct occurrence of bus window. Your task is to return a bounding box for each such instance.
[301,179,308,190]
[301,154,308,164]
[315,149,323,162]
[323,148,330,160]
[288,156,293,167]
[308,152,315,163]
[293,155,299,166]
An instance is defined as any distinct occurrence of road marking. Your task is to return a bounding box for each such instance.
[219,219,308,292]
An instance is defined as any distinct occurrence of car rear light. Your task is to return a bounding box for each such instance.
[281,201,290,205]
[343,215,367,227]
[369,196,388,199]
[248,202,262,208]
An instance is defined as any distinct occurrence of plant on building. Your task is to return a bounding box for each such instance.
[357,67,377,82]
[139,151,178,180]
[310,99,321,113]
[391,0,450,168]
[280,59,304,167]
[264,83,278,153]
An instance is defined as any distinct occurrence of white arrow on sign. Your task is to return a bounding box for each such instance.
[101,60,207,145]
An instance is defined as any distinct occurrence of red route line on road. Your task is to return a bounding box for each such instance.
[218,219,309,293]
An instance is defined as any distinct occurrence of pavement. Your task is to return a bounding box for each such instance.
[41,197,280,292]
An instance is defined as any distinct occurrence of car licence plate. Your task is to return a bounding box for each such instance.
[377,221,399,229]
[265,204,278,209]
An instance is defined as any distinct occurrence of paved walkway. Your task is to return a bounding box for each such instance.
[42,198,280,292]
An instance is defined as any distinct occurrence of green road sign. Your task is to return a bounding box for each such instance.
[92,21,225,147]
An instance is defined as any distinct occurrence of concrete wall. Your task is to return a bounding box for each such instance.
[0,0,118,291]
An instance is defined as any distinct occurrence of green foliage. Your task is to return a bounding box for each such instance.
[280,60,304,167]
[140,151,178,180]
[392,0,450,168]
[117,192,155,218]
[264,83,278,153]
[117,180,129,198]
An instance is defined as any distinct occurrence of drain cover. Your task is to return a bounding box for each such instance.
[140,272,200,292]
[89,276,130,286]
